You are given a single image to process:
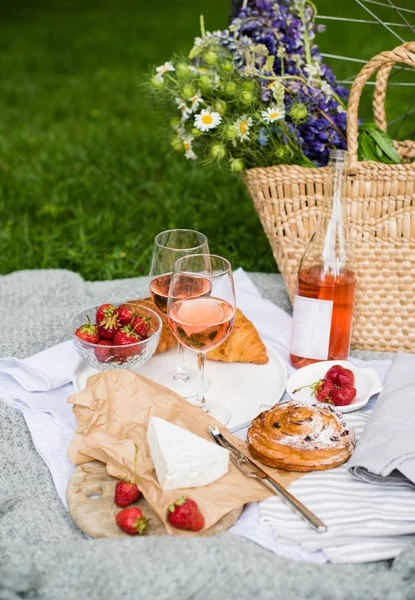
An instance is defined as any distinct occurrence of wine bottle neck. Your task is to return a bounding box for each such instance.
[324,158,347,273]
[299,150,354,278]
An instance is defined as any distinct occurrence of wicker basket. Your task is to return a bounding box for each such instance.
[244,42,415,353]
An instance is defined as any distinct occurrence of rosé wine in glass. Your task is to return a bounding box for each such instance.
[148,229,209,399]
[150,273,211,315]
[167,254,236,425]
[168,297,235,352]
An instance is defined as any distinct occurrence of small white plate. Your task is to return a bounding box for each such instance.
[72,344,287,432]
[286,360,383,413]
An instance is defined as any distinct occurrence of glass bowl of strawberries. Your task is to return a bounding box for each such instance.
[71,302,162,371]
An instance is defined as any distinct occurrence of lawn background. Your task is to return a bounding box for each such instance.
[1,0,414,279]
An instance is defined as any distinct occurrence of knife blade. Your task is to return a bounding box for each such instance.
[208,425,327,533]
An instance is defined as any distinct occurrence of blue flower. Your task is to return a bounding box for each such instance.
[259,128,270,146]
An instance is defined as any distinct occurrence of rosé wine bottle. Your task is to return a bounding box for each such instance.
[289,150,356,369]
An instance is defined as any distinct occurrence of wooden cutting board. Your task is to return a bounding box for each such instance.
[67,460,243,538]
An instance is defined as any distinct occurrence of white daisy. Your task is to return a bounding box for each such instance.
[261,106,286,124]
[188,66,210,74]
[155,61,175,79]
[175,98,192,121]
[337,104,345,114]
[211,72,221,87]
[194,109,222,132]
[183,137,197,160]
[182,136,193,151]
[234,115,253,142]
[189,90,203,112]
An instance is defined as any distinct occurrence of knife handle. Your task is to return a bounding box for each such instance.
[261,477,327,533]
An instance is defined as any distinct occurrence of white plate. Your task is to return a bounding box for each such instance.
[72,343,287,432]
[286,360,383,413]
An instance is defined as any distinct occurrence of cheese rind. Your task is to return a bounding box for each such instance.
[147,416,229,489]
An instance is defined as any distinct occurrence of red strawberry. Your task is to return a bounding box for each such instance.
[113,326,140,346]
[130,315,151,339]
[113,326,141,361]
[116,305,135,326]
[325,365,355,388]
[98,324,119,340]
[96,303,116,325]
[75,316,99,344]
[116,507,147,535]
[293,377,328,400]
[315,378,335,403]
[115,481,140,507]
[330,385,357,406]
[98,309,120,340]
[114,445,140,508]
[94,339,113,363]
[167,497,205,532]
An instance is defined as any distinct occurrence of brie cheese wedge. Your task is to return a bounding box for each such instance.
[147,416,229,489]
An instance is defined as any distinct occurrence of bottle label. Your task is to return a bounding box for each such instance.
[290,295,333,360]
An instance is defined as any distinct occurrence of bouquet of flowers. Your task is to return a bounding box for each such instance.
[149,0,349,172]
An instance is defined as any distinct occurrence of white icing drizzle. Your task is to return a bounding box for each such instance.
[268,402,352,449]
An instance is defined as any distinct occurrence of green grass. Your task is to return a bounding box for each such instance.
[0,0,414,279]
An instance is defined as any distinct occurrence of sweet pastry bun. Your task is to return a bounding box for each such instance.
[207,308,268,365]
[247,402,355,472]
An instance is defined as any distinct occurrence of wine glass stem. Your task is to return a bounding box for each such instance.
[196,352,207,410]
[173,343,190,382]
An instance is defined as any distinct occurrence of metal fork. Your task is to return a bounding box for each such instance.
[208,425,327,533]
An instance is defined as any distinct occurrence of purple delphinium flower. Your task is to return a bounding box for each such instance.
[220,0,348,165]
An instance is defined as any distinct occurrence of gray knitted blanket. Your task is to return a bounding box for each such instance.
[0,269,413,600]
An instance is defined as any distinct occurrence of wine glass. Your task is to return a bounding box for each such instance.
[148,229,210,398]
[167,254,236,425]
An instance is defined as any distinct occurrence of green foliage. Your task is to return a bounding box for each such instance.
[0,0,413,279]
[358,123,402,164]
[0,0,278,279]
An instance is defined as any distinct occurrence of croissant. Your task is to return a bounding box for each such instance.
[247,402,355,472]
[124,298,176,355]
[207,308,268,365]
[124,300,267,365]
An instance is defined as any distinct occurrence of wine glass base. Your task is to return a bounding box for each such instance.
[205,399,231,427]
[153,369,210,400]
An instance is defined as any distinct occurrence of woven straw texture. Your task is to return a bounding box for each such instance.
[244,42,415,353]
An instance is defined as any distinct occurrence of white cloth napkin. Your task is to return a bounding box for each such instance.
[1,268,403,564]
[349,351,415,486]
[0,341,80,504]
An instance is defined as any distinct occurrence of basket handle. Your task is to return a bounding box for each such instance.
[346,42,415,168]
[373,62,394,132]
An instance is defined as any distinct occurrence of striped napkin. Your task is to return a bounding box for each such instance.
[259,411,415,564]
